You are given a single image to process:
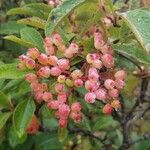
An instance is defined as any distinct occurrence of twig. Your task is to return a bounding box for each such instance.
[40,126,107,144]
[125,77,149,121]
[139,78,149,104]
[68,127,106,143]
[141,105,150,118]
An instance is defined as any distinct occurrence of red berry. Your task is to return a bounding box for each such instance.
[102,104,113,115]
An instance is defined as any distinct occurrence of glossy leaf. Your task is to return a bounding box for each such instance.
[0,112,12,129]
[4,35,36,48]
[0,21,26,35]
[120,8,150,53]
[0,91,12,108]
[75,2,102,36]
[0,63,31,79]
[8,126,27,148]
[35,133,64,149]
[7,3,51,19]
[45,0,86,36]
[13,99,35,137]
[93,116,117,131]
[20,27,44,52]
[17,17,46,29]
[113,41,150,65]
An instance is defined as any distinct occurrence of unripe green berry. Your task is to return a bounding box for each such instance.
[65,79,74,87]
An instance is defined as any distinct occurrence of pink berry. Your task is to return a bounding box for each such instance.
[34,92,43,103]
[57,94,67,103]
[68,43,79,54]
[52,33,63,46]
[57,75,66,83]
[115,79,125,89]
[30,82,42,92]
[86,54,94,64]
[25,58,36,69]
[84,92,96,103]
[55,83,65,93]
[42,92,53,102]
[92,59,102,69]
[27,48,40,59]
[101,44,113,55]
[44,37,55,55]
[64,50,74,58]
[94,32,105,49]
[48,56,58,66]
[85,80,99,92]
[70,112,82,123]
[104,79,115,90]
[41,83,48,91]
[59,119,68,128]
[57,59,70,71]
[25,73,37,83]
[58,104,70,119]
[37,66,51,78]
[95,88,107,100]
[101,54,114,68]
[50,66,62,76]
[71,102,82,112]
[88,68,99,81]
[104,17,112,27]
[74,79,83,87]
[108,89,119,98]
[19,55,28,64]
[103,104,113,115]
[71,70,83,80]
[86,53,100,64]
[114,70,126,80]
[38,53,48,65]
[48,100,60,109]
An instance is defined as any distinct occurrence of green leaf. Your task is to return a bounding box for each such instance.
[13,99,35,138]
[20,27,44,52]
[71,56,84,66]
[0,21,26,35]
[0,91,12,108]
[4,35,36,48]
[93,116,117,130]
[17,17,46,29]
[26,3,52,14]
[35,133,64,149]
[75,2,102,36]
[113,41,150,65]
[8,126,27,148]
[7,3,51,20]
[7,7,44,18]
[120,8,150,53]
[45,0,86,36]
[0,63,31,79]
[0,112,12,129]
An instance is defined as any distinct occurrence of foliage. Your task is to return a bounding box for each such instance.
[0,0,150,149]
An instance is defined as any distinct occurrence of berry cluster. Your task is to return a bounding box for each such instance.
[84,32,126,114]
[18,31,126,128]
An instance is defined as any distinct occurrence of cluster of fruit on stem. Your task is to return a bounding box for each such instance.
[18,31,126,129]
